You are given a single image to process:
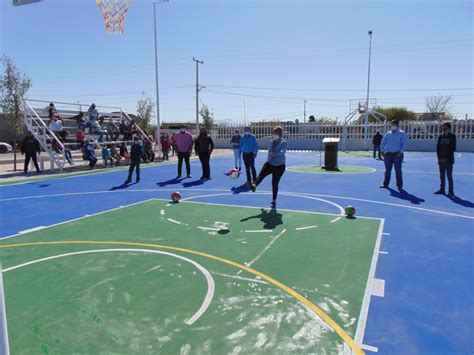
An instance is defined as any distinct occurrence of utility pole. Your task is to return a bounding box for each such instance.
[365,30,373,125]
[193,57,203,133]
[304,100,307,123]
[243,100,246,124]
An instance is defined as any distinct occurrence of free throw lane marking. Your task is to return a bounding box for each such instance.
[0,241,364,355]
[3,248,215,326]
[0,263,10,355]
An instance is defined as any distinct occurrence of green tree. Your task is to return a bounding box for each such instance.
[308,115,316,123]
[136,94,154,133]
[0,55,32,171]
[200,103,214,131]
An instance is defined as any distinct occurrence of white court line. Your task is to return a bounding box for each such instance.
[361,344,379,352]
[197,226,221,231]
[236,228,287,276]
[0,263,10,355]
[160,210,165,216]
[213,272,269,285]
[354,219,385,346]
[18,226,45,234]
[371,279,385,298]
[330,217,342,223]
[244,230,273,233]
[3,248,215,326]
[404,170,474,175]
[167,218,184,225]
[379,251,388,255]
[295,225,318,231]
[382,233,391,236]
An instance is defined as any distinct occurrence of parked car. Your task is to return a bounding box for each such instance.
[0,142,12,153]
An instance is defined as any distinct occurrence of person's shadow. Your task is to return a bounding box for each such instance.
[156,177,184,187]
[231,183,250,194]
[240,208,283,229]
[388,188,425,205]
[448,195,474,208]
[109,182,137,191]
[182,179,205,188]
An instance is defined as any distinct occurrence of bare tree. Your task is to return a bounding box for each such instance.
[0,55,32,171]
[426,95,452,120]
[136,93,154,133]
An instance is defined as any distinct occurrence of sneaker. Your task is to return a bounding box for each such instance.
[176,175,181,179]
[270,201,276,208]
[124,179,131,184]
[447,191,454,197]
[250,183,256,192]
[434,189,445,195]
[379,184,388,188]
[136,177,140,183]
[397,186,403,191]
[187,175,192,178]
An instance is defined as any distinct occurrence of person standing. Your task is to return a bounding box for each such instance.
[239,126,259,186]
[230,129,242,171]
[161,135,171,161]
[380,120,407,190]
[372,131,383,159]
[434,122,456,197]
[172,125,194,178]
[21,131,41,174]
[250,126,287,208]
[195,128,214,180]
[125,136,143,184]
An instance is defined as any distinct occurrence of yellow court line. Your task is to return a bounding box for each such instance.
[0,240,364,355]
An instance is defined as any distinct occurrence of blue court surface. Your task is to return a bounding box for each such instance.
[0,151,473,354]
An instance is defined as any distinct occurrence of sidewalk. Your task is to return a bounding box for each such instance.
[0,149,232,184]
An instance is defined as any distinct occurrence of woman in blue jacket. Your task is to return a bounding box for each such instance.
[251,126,287,208]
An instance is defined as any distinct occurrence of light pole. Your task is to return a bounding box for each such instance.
[365,30,373,125]
[243,99,246,124]
[193,57,203,133]
[304,100,307,123]
[153,0,168,151]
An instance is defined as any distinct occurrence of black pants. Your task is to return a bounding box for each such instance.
[383,152,403,188]
[127,159,140,180]
[439,162,454,193]
[24,153,40,173]
[255,162,286,201]
[373,144,381,158]
[198,152,211,179]
[243,152,257,184]
[177,151,191,176]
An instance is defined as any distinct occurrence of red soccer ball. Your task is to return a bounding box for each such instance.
[171,191,182,203]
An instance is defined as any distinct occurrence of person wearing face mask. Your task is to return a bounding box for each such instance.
[194,128,215,180]
[239,127,259,186]
[380,119,408,190]
[124,136,143,184]
[230,129,242,171]
[250,126,287,208]
[434,122,456,197]
[172,125,194,178]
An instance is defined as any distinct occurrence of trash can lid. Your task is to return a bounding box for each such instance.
[322,137,340,143]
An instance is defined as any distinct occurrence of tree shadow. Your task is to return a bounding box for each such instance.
[156,177,185,187]
[240,208,283,229]
[448,195,474,208]
[182,179,205,188]
[388,188,425,205]
[231,183,250,194]
[109,182,137,191]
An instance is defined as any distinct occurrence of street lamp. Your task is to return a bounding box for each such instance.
[365,30,373,125]
[153,0,168,151]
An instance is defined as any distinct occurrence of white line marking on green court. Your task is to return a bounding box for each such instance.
[167,218,184,225]
[0,263,10,355]
[330,217,342,223]
[295,225,318,231]
[160,209,165,216]
[236,228,287,276]
[213,272,269,285]
[18,226,46,234]
[3,248,215,326]
[244,230,272,233]
[197,226,221,231]
[355,218,385,346]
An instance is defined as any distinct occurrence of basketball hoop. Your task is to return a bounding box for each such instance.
[96,0,131,34]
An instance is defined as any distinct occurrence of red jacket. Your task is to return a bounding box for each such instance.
[76,130,85,141]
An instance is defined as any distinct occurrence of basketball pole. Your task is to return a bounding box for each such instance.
[153,0,168,154]
[193,57,203,134]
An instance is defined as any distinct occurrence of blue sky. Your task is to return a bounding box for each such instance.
[1,0,472,124]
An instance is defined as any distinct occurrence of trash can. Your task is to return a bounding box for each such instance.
[322,137,340,170]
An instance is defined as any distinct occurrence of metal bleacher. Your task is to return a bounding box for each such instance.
[22,99,150,172]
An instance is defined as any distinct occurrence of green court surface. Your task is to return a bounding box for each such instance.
[0,199,382,354]
[287,165,375,174]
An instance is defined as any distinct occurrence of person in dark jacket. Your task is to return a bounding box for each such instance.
[372,131,383,159]
[434,122,456,197]
[124,136,143,184]
[21,131,42,174]
[194,128,214,180]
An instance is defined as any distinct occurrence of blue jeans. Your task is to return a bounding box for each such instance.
[383,152,403,188]
[373,144,381,158]
[233,149,242,169]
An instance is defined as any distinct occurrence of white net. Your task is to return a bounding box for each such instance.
[96,0,131,34]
